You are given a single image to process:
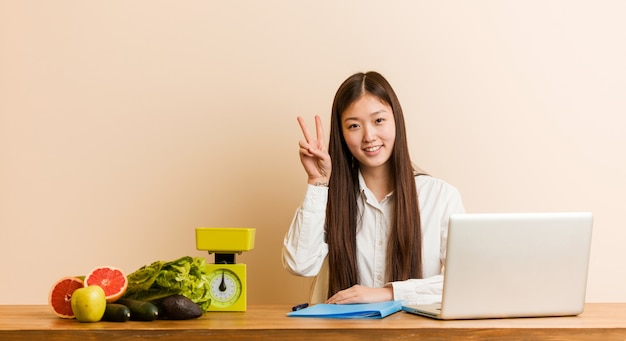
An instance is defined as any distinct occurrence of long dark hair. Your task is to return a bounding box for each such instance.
[326,71,423,297]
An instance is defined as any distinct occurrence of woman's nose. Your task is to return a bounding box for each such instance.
[362,125,376,142]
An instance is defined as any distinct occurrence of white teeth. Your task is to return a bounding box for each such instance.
[364,146,381,152]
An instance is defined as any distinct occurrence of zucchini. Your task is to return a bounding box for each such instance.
[116,298,159,321]
[102,303,131,322]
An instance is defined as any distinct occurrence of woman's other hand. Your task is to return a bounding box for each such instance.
[325,285,393,304]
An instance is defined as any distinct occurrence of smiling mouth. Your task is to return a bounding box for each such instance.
[363,145,382,152]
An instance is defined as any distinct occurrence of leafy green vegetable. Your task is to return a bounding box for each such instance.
[123,256,212,311]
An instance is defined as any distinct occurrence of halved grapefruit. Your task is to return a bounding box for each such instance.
[84,266,128,303]
[49,276,85,318]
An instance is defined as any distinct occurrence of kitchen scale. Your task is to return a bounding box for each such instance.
[195,227,256,312]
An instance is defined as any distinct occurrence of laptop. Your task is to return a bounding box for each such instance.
[402,212,593,320]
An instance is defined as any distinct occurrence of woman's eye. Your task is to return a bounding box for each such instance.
[375,118,385,124]
[348,124,359,129]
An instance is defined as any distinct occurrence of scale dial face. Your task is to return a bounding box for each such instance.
[207,268,243,309]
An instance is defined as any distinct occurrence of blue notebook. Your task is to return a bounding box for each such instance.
[287,301,402,319]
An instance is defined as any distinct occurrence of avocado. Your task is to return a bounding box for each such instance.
[160,294,203,320]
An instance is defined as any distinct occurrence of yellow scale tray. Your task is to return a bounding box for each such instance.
[195,227,256,252]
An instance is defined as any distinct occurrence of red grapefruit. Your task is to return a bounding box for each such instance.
[84,266,128,303]
[48,276,85,318]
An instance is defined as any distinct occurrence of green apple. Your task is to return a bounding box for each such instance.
[71,285,106,322]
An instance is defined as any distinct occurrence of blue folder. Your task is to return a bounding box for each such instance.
[287,301,403,319]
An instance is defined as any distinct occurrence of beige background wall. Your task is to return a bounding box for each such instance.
[1,1,624,305]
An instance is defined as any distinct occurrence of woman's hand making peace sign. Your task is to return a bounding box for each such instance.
[297,115,332,186]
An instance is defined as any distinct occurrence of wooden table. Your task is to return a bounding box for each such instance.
[2,303,626,340]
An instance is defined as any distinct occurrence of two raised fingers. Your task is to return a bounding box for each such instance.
[298,115,324,145]
[297,115,325,155]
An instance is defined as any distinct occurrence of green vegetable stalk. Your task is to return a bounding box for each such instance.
[123,256,212,312]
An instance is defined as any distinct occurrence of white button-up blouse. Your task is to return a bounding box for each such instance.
[282,173,465,305]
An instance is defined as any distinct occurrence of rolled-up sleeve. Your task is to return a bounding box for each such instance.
[390,275,444,305]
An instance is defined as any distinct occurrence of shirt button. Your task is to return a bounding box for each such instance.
[378,241,383,246]
[377,275,383,281]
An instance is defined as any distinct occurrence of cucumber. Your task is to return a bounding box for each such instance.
[116,298,159,321]
[102,303,131,322]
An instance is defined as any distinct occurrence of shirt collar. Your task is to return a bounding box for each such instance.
[357,170,394,204]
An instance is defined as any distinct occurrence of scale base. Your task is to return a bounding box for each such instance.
[205,263,247,312]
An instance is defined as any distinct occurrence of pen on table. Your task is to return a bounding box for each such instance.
[292,303,309,311]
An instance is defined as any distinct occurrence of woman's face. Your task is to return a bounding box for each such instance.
[341,94,396,172]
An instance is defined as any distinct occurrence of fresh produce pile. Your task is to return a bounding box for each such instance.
[123,256,212,311]
[48,256,211,323]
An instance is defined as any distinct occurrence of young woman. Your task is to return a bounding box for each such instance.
[282,71,464,305]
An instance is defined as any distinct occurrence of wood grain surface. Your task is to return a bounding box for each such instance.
[2,304,626,340]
